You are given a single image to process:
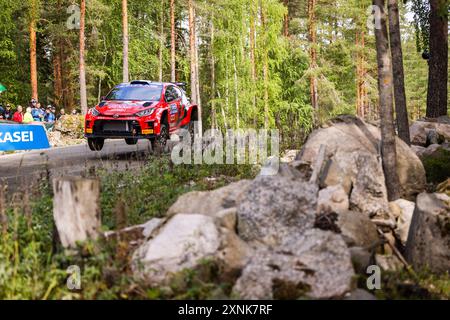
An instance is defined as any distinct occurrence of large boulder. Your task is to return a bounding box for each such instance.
[232,229,354,299]
[410,117,450,147]
[405,193,450,274]
[132,213,249,285]
[237,175,318,246]
[298,116,426,208]
[166,180,251,218]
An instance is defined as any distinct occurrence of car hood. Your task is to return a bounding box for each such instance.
[96,100,157,116]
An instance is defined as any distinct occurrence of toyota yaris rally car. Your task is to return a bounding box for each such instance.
[84,81,198,151]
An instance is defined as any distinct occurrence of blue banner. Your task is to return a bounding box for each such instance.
[0,124,50,151]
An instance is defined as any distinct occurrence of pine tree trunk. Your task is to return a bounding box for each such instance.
[188,0,202,136]
[122,0,129,83]
[158,0,165,82]
[29,0,38,100]
[79,0,88,115]
[250,0,257,126]
[373,0,400,201]
[260,1,269,129]
[426,0,448,118]
[356,31,363,117]
[283,0,289,37]
[233,53,240,128]
[53,45,63,107]
[210,21,217,129]
[225,48,230,126]
[170,0,176,82]
[194,10,201,131]
[356,30,368,119]
[308,0,318,113]
[388,0,410,145]
[189,0,196,105]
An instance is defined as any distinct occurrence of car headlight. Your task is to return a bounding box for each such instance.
[136,108,155,117]
[91,108,100,116]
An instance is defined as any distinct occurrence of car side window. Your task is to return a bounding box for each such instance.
[173,87,182,101]
[165,86,175,103]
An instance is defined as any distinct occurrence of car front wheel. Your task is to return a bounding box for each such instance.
[88,138,105,151]
[151,123,169,153]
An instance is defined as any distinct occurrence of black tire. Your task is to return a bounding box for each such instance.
[151,122,169,153]
[125,138,138,145]
[88,138,104,151]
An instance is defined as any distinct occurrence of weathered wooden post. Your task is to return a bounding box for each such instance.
[53,177,101,248]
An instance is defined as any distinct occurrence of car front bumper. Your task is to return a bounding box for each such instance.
[85,115,158,139]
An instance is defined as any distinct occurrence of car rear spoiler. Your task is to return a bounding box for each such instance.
[171,82,187,91]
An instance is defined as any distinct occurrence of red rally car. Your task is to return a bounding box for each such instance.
[84,80,198,151]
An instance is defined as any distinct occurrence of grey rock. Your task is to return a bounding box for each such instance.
[349,246,373,274]
[349,153,390,218]
[319,159,352,194]
[426,129,444,146]
[389,199,415,246]
[405,193,450,274]
[317,185,349,215]
[299,116,425,212]
[237,175,318,246]
[375,254,403,272]
[232,229,355,299]
[336,210,379,248]
[281,149,300,163]
[166,180,251,218]
[410,118,450,147]
[133,213,250,285]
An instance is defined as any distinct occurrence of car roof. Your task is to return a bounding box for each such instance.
[117,80,187,90]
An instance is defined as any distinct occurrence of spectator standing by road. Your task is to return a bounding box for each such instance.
[44,106,56,131]
[3,104,13,120]
[31,101,45,122]
[12,105,23,123]
[57,108,65,120]
[44,106,56,123]
[23,107,34,123]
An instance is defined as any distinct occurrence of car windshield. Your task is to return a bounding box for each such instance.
[105,85,162,101]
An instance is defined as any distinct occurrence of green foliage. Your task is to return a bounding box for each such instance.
[0,157,256,299]
[99,156,256,229]
[374,269,450,300]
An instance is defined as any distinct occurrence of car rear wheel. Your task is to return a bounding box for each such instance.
[125,138,138,145]
[88,138,104,151]
[151,122,169,153]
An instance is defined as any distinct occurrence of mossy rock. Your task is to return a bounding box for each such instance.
[421,149,450,185]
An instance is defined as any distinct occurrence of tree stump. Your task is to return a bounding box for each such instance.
[53,177,101,248]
